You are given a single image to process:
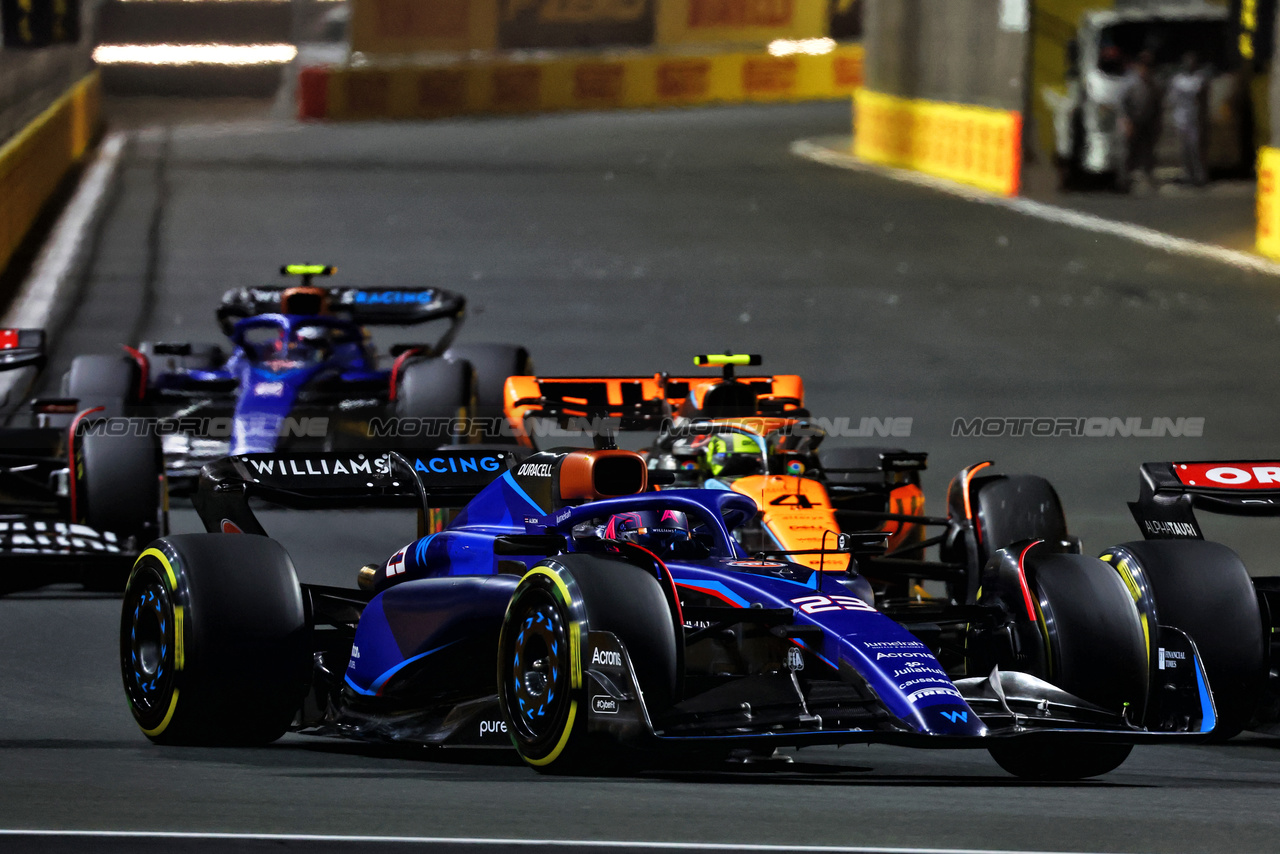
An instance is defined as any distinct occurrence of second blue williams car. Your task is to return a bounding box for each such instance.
[62,265,530,491]
[119,444,1216,779]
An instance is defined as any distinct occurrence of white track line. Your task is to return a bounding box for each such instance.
[0,132,127,406]
[0,830,1118,854]
[790,138,1280,278]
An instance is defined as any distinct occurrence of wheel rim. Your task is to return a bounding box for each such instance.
[121,567,176,724]
[507,589,572,747]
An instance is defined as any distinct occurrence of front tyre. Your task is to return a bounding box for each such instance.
[120,534,309,745]
[497,555,679,773]
[979,551,1147,780]
[500,573,581,768]
[1100,540,1264,740]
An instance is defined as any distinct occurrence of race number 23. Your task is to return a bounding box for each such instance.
[790,594,875,615]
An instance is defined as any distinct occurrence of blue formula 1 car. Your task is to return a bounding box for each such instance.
[119,445,1215,779]
[63,266,530,491]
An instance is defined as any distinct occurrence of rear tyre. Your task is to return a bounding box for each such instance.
[442,344,531,443]
[394,357,475,448]
[1100,539,1265,740]
[74,421,163,544]
[498,554,678,773]
[985,552,1147,780]
[64,354,138,417]
[119,534,309,745]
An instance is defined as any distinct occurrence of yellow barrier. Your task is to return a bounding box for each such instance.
[0,71,101,277]
[307,43,863,120]
[654,0,827,46]
[853,88,1022,197]
[1257,147,1280,259]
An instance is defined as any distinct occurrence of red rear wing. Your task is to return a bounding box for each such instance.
[0,329,45,371]
[1130,461,1280,539]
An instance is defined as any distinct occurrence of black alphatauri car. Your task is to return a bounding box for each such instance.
[0,329,164,594]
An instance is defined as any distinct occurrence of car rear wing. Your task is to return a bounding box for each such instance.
[503,374,806,433]
[194,448,515,536]
[1129,461,1280,539]
[217,286,466,328]
[0,329,46,372]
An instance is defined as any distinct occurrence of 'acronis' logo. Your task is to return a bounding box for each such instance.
[415,456,501,474]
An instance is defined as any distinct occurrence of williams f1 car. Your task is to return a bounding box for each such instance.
[0,330,164,594]
[64,265,530,491]
[121,444,1214,778]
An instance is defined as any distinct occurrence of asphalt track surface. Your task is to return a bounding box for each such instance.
[7,100,1280,852]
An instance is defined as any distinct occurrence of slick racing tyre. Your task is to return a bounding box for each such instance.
[970,474,1069,561]
[498,554,678,773]
[443,344,532,443]
[73,420,163,544]
[64,354,138,418]
[986,552,1146,779]
[944,474,1070,603]
[1100,539,1265,740]
[120,535,309,745]
[394,356,475,448]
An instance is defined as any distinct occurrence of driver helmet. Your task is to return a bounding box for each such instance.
[702,433,764,477]
[602,509,691,552]
[295,324,333,348]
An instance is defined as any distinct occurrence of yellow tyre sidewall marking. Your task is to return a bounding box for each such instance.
[133,547,185,736]
[1102,552,1151,668]
[516,566,582,767]
[140,691,180,737]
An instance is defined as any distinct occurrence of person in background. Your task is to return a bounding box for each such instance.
[1119,51,1162,192]
[1168,51,1210,186]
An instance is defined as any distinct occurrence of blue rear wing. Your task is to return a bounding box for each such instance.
[194,449,514,536]
[218,286,466,327]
